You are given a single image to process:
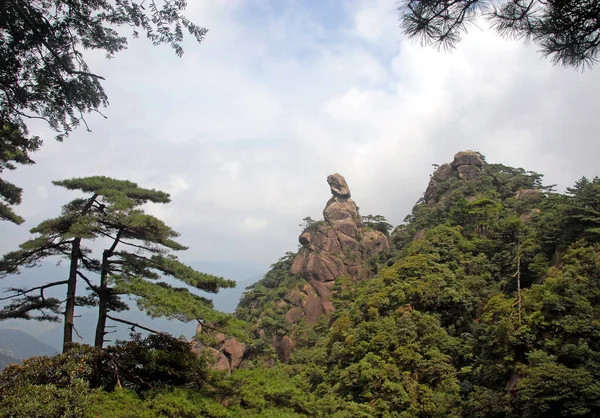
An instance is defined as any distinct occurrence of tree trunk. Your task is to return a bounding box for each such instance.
[94,228,122,349]
[94,251,110,349]
[63,193,98,352]
[63,237,81,352]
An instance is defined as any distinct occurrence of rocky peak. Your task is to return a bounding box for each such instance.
[288,175,387,314]
[265,174,389,361]
[327,173,351,198]
[424,150,485,204]
[451,150,484,168]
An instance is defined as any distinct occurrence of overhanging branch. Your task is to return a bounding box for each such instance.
[106,314,166,335]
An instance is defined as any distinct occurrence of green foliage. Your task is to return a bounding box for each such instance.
[0,176,234,350]
[0,121,42,224]
[102,333,209,392]
[362,214,394,235]
[1,0,207,142]
[5,154,600,417]
[398,0,600,68]
[0,345,99,418]
[236,252,303,340]
[230,155,600,416]
[0,1,207,223]
[88,388,232,418]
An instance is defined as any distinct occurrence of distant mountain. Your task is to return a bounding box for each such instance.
[0,329,58,360]
[0,352,21,371]
[0,260,266,348]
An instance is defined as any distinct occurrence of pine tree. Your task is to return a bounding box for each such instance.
[0,1,207,223]
[398,0,600,69]
[0,122,41,224]
[0,176,235,351]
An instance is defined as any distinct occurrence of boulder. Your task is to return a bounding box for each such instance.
[273,336,296,363]
[222,339,246,370]
[274,173,390,360]
[515,189,543,202]
[327,173,351,198]
[363,229,389,255]
[451,150,483,168]
[192,327,247,375]
[457,164,482,181]
[205,347,231,375]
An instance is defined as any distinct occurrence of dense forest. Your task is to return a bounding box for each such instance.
[1,150,599,417]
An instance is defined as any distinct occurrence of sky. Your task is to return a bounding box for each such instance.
[2,0,600,299]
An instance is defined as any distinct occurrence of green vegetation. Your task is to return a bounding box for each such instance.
[2,156,600,417]
[362,214,394,235]
[231,159,600,416]
[398,0,600,69]
[0,0,206,223]
[0,176,235,350]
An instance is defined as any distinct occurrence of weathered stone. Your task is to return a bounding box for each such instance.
[302,284,322,323]
[273,336,296,363]
[285,307,304,323]
[363,229,389,255]
[284,289,304,307]
[206,347,231,375]
[290,254,305,275]
[327,173,351,198]
[312,229,342,252]
[310,280,334,315]
[457,164,482,181]
[274,173,390,361]
[214,332,226,347]
[452,150,483,168]
[414,228,427,241]
[323,197,360,224]
[434,163,454,181]
[299,231,311,246]
[515,189,543,202]
[425,164,456,204]
[424,178,438,204]
[520,208,541,223]
[221,338,246,370]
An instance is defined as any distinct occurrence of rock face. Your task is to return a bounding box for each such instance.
[515,189,543,203]
[424,151,484,205]
[288,174,389,320]
[451,150,484,168]
[191,324,247,376]
[259,174,387,361]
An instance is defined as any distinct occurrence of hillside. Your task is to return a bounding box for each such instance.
[0,329,58,360]
[2,150,599,417]
[222,150,600,416]
[0,353,20,372]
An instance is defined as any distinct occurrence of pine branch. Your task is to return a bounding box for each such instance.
[76,270,99,293]
[0,280,68,301]
[106,314,166,335]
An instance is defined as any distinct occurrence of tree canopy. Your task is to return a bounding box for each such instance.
[2,155,600,417]
[0,176,235,351]
[398,0,600,69]
[0,0,206,224]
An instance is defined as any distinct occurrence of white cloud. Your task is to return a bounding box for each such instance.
[2,0,600,269]
[243,216,269,231]
[36,186,48,199]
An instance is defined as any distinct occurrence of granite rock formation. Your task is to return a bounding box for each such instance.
[287,173,389,323]
[424,150,484,205]
[191,322,246,376]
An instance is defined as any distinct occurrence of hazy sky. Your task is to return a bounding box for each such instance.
[2,0,600,278]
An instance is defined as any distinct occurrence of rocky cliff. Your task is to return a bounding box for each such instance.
[262,174,387,360]
[286,174,388,322]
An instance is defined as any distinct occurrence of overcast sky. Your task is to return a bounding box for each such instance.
[2,0,600,280]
